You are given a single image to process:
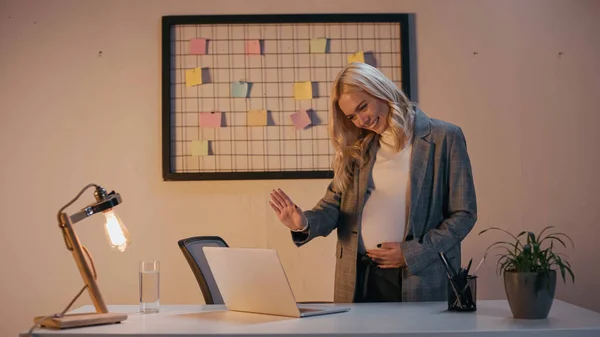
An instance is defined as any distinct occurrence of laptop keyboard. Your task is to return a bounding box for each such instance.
[299,308,322,313]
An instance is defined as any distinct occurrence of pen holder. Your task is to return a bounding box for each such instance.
[447,275,477,312]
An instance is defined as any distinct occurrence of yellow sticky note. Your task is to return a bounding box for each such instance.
[185,67,202,87]
[190,140,208,156]
[293,82,313,100]
[248,110,267,126]
[347,51,365,64]
[310,38,327,53]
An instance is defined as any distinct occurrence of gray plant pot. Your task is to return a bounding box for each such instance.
[504,270,556,319]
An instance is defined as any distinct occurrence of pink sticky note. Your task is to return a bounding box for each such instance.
[190,38,207,54]
[290,110,311,130]
[199,112,222,128]
[245,40,261,54]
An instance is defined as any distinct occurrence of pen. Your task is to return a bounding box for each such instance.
[465,258,473,276]
[438,252,457,278]
[472,254,487,277]
[457,255,485,307]
[438,252,464,309]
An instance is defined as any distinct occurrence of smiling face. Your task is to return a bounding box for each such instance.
[337,89,389,134]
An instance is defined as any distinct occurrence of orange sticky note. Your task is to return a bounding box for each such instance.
[290,110,311,130]
[199,112,221,128]
[190,38,207,54]
[190,140,208,156]
[248,110,267,126]
[245,40,261,54]
[347,51,365,63]
[293,82,313,100]
[185,67,202,87]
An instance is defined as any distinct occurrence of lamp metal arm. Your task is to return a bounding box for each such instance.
[57,184,122,251]
[69,192,122,225]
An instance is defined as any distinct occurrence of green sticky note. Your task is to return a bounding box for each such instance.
[310,38,327,53]
[232,81,248,98]
[190,140,208,156]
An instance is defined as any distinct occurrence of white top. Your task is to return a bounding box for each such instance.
[359,128,412,253]
[21,300,600,336]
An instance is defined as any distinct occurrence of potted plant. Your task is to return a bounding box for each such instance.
[479,226,574,319]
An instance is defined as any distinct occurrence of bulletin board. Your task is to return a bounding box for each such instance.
[161,14,415,181]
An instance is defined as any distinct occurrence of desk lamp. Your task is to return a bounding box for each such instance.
[34,183,131,329]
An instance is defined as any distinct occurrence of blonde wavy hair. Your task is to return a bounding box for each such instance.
[329,62,415,192]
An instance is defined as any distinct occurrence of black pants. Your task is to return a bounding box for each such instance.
[354,254,403,302]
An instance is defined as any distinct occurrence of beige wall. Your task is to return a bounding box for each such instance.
[2,0,599,335]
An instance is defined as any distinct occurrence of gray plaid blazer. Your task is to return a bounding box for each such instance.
[291,108,477,303]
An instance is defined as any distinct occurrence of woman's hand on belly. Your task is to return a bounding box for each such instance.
[366,242,407,269]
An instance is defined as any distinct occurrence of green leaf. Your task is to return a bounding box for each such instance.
[553,255,575,283]
[540,232,574,249]
[556,255,567,282]
[479,227,523,245]
[527,231,536,245]
[549,232,575,248]
[499,259,513,275]
[540,235,567,248]
[537,226,555,242]
[554,252,571,260]
[566,266,575,283]
[483,241,523,257]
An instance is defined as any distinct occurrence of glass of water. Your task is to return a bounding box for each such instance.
[139,261,160,313]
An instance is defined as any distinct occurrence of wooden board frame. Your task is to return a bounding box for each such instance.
[161,13,415,181]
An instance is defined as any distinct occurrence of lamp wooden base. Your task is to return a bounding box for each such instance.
[34,312,128,329]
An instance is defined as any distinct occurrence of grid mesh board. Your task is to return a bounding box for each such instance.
[164,18,406,180]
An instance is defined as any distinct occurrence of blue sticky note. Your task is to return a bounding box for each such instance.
[231,81,248,98]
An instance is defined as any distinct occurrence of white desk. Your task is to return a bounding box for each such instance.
[20,300,600,337]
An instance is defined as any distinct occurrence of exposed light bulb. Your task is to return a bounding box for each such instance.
[103,210,131,252]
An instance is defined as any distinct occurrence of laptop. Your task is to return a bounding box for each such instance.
[202,246,350,318]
